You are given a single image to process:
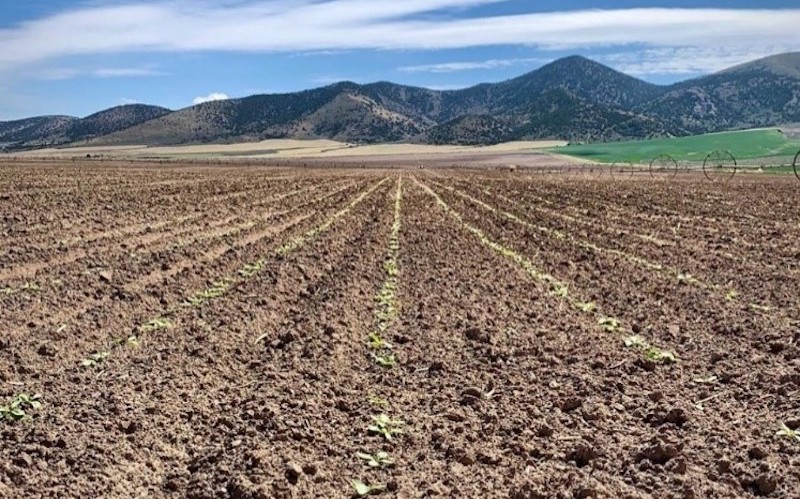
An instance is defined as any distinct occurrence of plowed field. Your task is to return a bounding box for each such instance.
[1,163,798,498]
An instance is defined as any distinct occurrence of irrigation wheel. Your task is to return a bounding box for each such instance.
[649,154,678,178]
[610,162,636,180]
[703,150,737,182]
[794,149,800,182]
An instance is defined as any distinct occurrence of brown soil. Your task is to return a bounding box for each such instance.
[1,162,798,498]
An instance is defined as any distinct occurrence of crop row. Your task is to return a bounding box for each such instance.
[75,179,389,375]
[414,176,677,367]
[352,176,405,496]
[433,181,731,296]
[470,183,790,312]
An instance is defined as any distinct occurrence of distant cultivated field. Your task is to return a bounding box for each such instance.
[13,139,566,160]
[552,128,800,165]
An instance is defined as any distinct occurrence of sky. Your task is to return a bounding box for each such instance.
[1,0,799,120]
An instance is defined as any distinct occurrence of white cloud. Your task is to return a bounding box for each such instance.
[93,67,163,78]
[423,84,470,91]
[119,98,142,105]
[0,2,797,74]
[399,58,544,73]
[35,66,162,80]
[193,92,229,105]
[598,46,795,76]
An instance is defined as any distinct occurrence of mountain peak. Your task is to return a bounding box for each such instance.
[722,52,800,79]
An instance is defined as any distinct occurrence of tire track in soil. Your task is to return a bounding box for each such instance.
[0,181,368,379]
[0,175,394,498]
[401,176,798,498]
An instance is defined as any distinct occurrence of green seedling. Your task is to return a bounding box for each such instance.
[645,347,677,364]
[749,303,772,313]
[238,260,266,278]
[725,290,739,302]
[368,332,391,350]
[368,414,404,441]
[367,395,389,409]
[351,479,386,497]
[0,394,42,422]
[599,317,620,332]
[624,335,648,349]
[183,280,231,307]
[677,273,699,285]
[776,423,800,442]
[551,284,569,298]
[81,351,110,368]
[383,259,398,277]
[693,375,719,384]
[1,282,41,295]
[373,353,396,368]
[20,283,41,292]
[140,317,172,333]
[356,451,394,468]
[576,301,596,313]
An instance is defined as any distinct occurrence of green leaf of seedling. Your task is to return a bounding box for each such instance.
[623,335,648,349]
[373,353,396,367]
[645,347,677,364]
[776,423,800,442]
[351,479,386,497]
[599,317,620,332]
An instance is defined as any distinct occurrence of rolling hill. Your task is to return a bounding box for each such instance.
[2,52,800,150]
[0,104,172,150]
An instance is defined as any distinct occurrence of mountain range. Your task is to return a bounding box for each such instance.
[2,52,799,150]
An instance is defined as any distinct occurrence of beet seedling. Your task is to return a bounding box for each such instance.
[599,317,620,332]
[368,414,404,440]
[367,395,389,409]
[140,317,172,333]
[1,282,40,295]
[114,335,139,347]
[81,351,110,368]
[351,479,386,497]
[239,259,266,278]
[0,394,42,422]
[373,353,396,368]
[551,284,569,298]
[368,332,391,350]
[624,335,677,364]
[183,279,231,307]
[624,335,648,348]
[776,423,800,442]
[645,347,677,364]
[356,451,394,468]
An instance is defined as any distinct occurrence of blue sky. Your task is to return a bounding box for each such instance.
[1,1,799,120]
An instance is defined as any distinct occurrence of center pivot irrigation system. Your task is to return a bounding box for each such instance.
[492,148,800,182]
[794,150,800,181]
